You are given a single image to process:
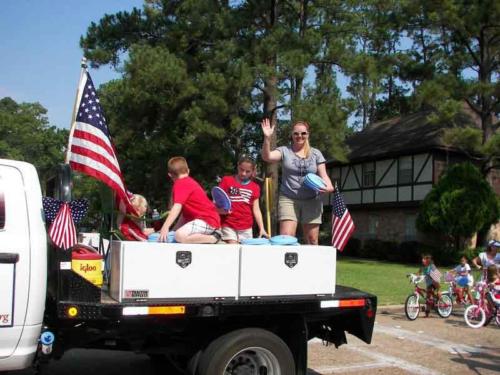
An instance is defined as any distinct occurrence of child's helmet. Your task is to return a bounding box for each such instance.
[488,239,500,248]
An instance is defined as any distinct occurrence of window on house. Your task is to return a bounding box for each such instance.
[363,163,375,187]
[0,190,4,230]
[368,215,378,239]
[405,214,417,241]
[398,156,412,184]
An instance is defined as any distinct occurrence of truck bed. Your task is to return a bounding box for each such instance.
[50,242,376,348]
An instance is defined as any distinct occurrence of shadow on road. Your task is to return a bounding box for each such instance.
[451,350,500,374]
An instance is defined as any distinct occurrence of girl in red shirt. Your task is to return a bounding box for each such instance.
[218,156,268,243]
[119,194,155,241]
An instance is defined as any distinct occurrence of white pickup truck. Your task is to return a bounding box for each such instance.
[0,159,376,375]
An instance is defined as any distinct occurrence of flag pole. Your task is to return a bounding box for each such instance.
[65,57,88,164]
[265,177,271,236]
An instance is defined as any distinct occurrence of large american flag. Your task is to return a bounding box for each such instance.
[331,189,355,251]
[68,71,136,215]
[48,202,76,250]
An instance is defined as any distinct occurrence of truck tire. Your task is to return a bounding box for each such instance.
[197,328,295,375]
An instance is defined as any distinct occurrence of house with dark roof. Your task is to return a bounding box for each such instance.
[325,106,500,246]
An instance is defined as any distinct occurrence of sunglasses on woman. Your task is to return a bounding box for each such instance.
[293,132,308,136]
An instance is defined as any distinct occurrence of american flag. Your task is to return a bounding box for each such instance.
[48,202,76,250]
[67,71,136,215]
[429,265,442,283]
[331,189,355,251]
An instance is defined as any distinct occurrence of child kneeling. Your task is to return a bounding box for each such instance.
[159,157,221,244]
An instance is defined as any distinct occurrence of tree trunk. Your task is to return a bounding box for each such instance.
[263,0,279,235]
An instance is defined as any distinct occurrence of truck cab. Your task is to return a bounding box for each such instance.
[0,160,47,370]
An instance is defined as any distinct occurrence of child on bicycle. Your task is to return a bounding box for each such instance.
[486,265,500,306]
[450,255,474,304]
[418,254,442,316]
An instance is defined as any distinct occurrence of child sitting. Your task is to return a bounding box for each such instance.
[450,255,474,304]
[159,157,221,244]
[486,265,500,306]
[418,254,441,316]
[119,194,155,241]
[218,156,268,243]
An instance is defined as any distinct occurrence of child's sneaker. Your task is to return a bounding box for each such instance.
[212,230,225,244]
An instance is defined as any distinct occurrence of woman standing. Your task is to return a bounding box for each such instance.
[472,239,500,281]
[261,118,334,244]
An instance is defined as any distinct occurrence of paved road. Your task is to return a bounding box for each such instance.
[308,306,499,374]
[10,307,499,375]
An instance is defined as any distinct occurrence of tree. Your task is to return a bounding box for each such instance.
[80,0,352,211]
[404,0,500,179]
[417,162,499,250]
[0,97,67,182]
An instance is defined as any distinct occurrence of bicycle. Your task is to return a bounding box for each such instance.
[463,281,500,329]
[404,274,453,320]
[443,271,473,307]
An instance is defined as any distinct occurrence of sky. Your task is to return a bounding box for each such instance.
[0,0,144,129]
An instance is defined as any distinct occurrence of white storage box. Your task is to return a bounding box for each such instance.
[239,245,336,297]
[110,241,240,302]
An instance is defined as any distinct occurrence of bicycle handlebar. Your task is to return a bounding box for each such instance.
[407,273,425,284]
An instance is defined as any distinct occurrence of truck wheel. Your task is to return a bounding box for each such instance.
[197,328,295,375]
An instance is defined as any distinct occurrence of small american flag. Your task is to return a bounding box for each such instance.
[429,265,442,283]
[331,189,355,251]
[67,71,136,215]
[48,202,76,250]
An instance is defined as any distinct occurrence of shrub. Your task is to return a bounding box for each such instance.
[360,239,398,261]
[417,162,499,250]
[343,237,361,256]
[397,241,421,263]
[463,247,483,262]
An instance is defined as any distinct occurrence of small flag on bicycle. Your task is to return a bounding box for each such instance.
[429,265,441,283]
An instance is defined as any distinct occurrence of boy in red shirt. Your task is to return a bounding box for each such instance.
[218,156,268,243]
[159,157,221,243]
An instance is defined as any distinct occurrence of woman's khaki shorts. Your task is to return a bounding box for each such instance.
[278,194,323,224]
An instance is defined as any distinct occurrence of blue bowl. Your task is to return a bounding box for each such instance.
[241,238,271,245]
[303,173,326,192]
[270,235,298,245]
[148,231,176,243]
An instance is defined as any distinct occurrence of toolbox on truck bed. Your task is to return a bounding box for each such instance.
[108,240,337,303]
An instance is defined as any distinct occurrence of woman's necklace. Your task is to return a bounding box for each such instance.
[292,146,306,159]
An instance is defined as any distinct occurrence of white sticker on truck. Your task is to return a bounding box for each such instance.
[60,262,71,270]
[0,263,15,327]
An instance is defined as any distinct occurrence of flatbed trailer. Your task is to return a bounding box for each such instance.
[0,159,376,375]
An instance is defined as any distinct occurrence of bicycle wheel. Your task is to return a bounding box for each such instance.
[464,304,486,328]
[483,304,494,326]
[437,294,453,318]
[405,294,420,320]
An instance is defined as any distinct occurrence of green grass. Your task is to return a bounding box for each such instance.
[337,257,483,305]
[337,258,416,305]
